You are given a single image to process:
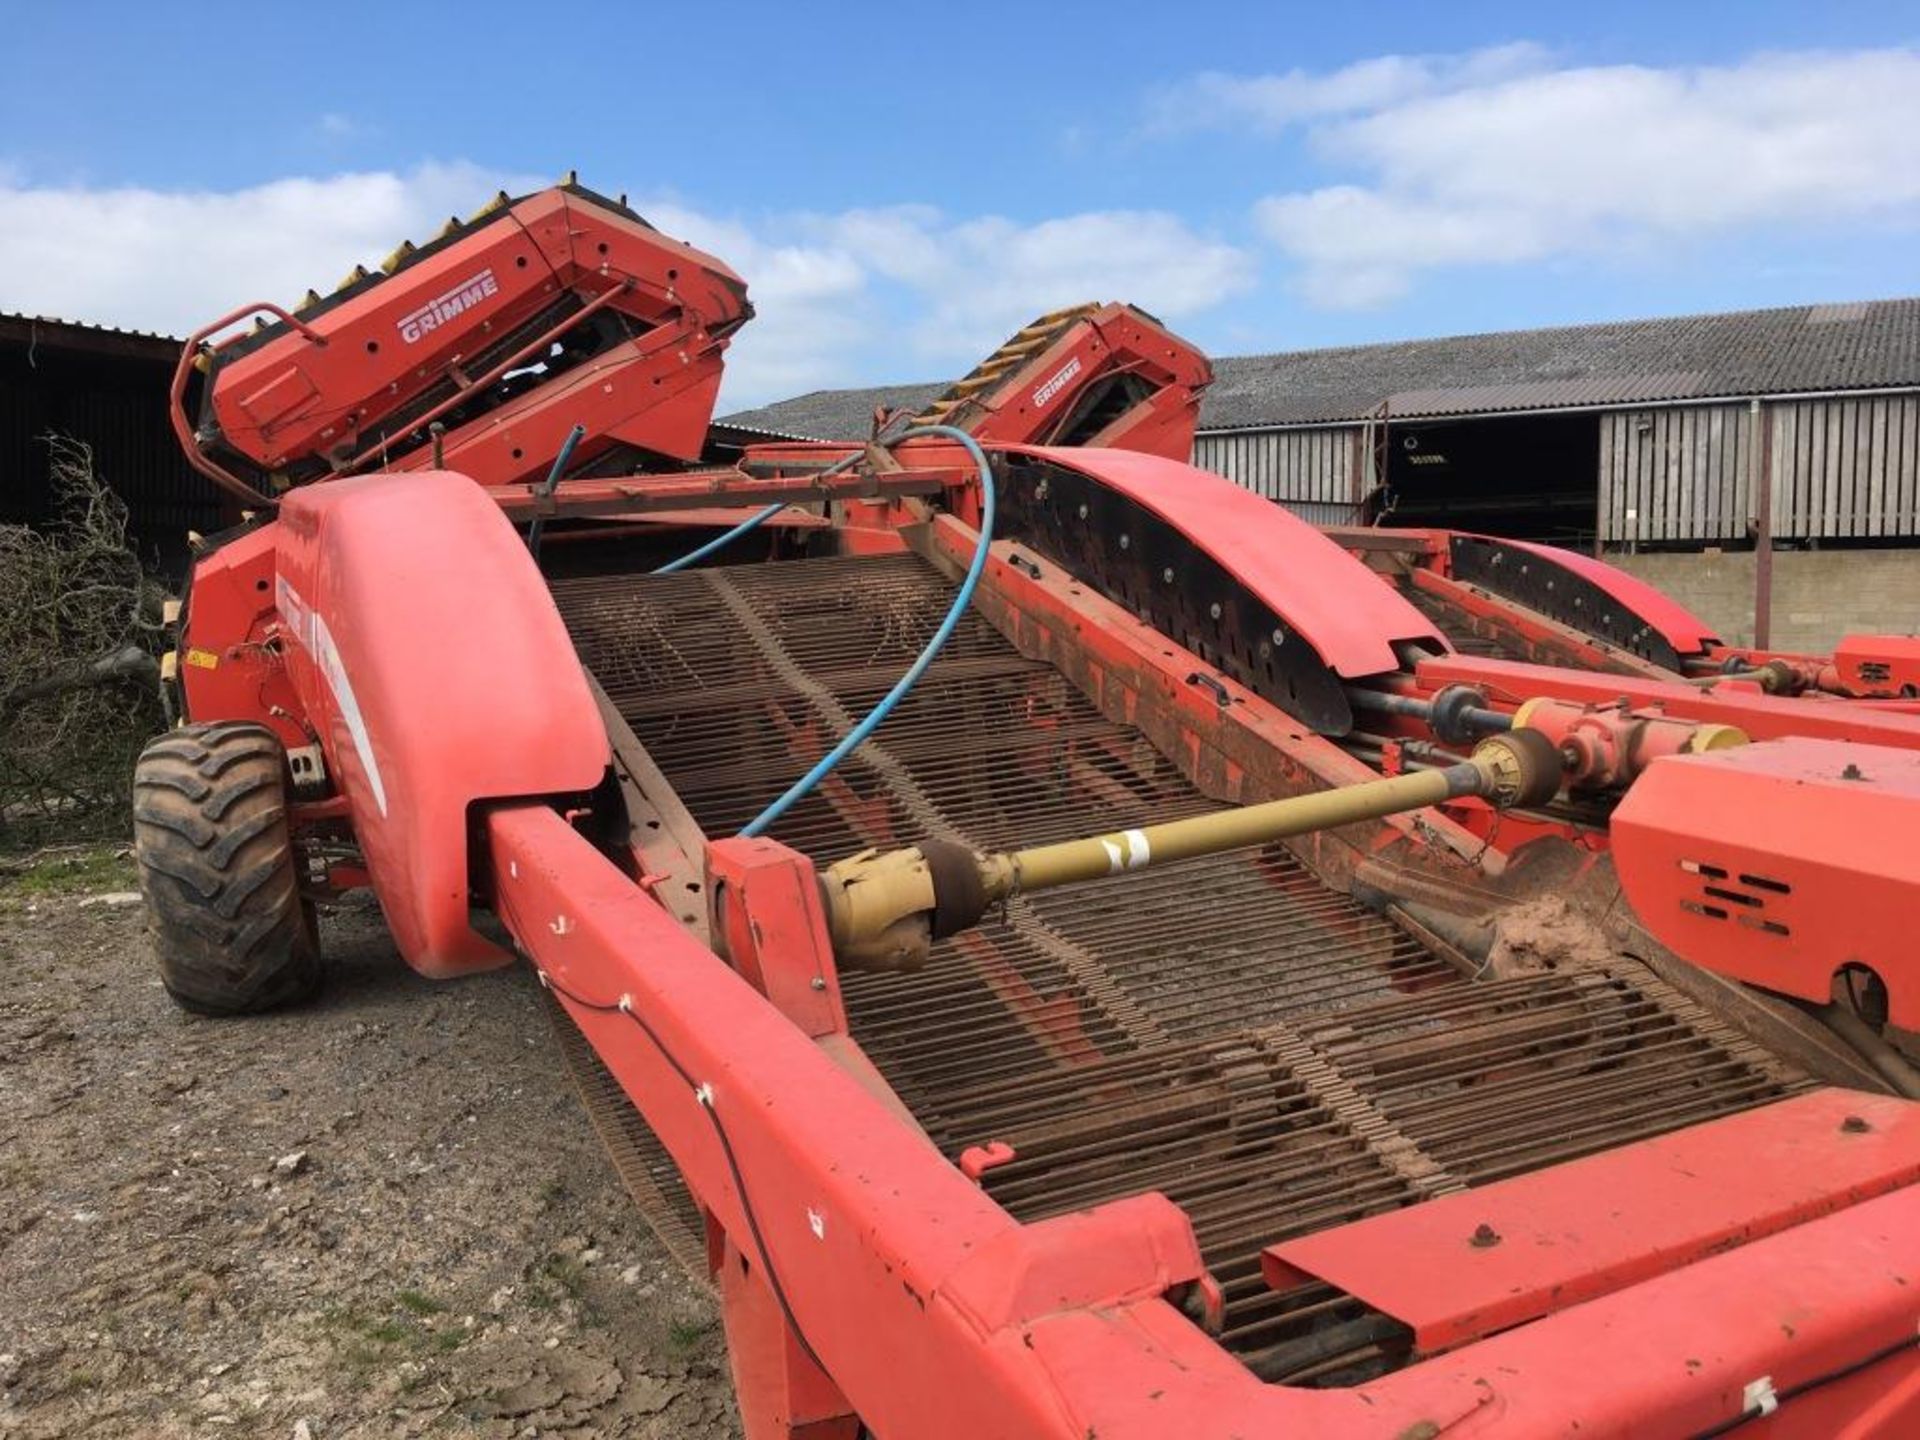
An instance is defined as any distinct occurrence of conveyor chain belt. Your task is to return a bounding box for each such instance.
[1397,576,1528,660]
[909,304,1098,430]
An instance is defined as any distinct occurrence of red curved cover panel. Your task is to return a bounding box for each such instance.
[1493,536,1721,656]
[1020,446,1445,678]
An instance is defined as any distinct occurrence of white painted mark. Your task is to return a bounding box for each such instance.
[274,576,313,649]
[1031,355,1083,409]
[1122,829,1151,869]
[312,613,388,817]
[807,1208,826,1240]
[399,268,501,344]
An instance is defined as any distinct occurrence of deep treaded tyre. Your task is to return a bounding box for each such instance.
[133,721,321,1015]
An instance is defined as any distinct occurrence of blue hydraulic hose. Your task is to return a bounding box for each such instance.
[652,502,787,575]
[525,423,587,564]
[737,425,996,838]
[650,448,865,576]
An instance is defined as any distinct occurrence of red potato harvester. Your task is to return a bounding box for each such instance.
[140,179,1920,1438]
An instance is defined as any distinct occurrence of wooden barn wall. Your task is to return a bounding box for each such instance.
[1601,395,1920,545]
[1191,426,1365,526]
[1766,394,1920,540]
[1599,403,1754,545]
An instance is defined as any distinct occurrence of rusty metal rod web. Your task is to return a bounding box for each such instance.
[550,551,1804,1385]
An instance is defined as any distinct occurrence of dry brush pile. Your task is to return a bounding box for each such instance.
[0,438,168,848]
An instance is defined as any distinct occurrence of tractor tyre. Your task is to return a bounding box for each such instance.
[132,721,322,1015]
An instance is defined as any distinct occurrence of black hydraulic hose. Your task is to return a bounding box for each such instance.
[1346,685,1513,737]
[1684,1331,1920,1437]
[1820,1002,1920,1099]
[533,967,830,1376]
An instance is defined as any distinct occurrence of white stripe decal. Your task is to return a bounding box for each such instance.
[1122,829,1152,869]
[312,613,388,817]
[274,576,311,650]
[278,577,387,817]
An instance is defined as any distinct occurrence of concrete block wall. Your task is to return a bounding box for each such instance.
[1606,547,1920,651]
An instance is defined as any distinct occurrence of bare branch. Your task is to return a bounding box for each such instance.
[0,437,168,849]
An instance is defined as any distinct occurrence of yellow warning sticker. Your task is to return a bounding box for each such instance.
[184,648,221,671]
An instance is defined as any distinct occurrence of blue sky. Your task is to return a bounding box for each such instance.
[3,1,1917,406]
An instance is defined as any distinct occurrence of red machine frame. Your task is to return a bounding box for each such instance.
[173,445,1920,1437]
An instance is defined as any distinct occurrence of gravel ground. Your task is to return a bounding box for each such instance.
[0,857,740,1439]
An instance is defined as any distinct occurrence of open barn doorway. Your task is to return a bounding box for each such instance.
[1374,412,1600,546]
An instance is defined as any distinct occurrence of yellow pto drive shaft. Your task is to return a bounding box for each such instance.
[819,728,1564,971]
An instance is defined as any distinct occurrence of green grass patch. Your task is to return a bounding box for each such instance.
[667,1317,716,1352]
[316,1298,470,1369]
[522,1280,559,1313]
[0,847,136,897]
[539,1253,588,1299]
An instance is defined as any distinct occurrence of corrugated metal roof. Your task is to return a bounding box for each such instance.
[0,309,181,340]
[1381,370,1711,419]
[707,418,836,445]
[0,311,183,361]
[719,296,1920,440]
[720,381,948,444]
[1205,297,1920,428]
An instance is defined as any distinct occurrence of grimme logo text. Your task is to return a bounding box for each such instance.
[1031,356,1082,409]
[399,269,500,344]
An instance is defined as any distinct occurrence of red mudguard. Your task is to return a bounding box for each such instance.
[275,471,608,975]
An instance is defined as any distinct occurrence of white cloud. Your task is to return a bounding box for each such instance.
[1234,47,1920,307]
[0,160,542,336]
[1151,42,1549,132]
[0,166,1252,406]
[1254,188,1551,307]
[813,206,1256,364]
[627,196,875,402]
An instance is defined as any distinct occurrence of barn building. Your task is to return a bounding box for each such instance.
[1,313,217,569]
[721,298,1920,651]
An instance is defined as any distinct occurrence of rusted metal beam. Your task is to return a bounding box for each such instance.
[493,467,955,522]
[1752,396,1775,649]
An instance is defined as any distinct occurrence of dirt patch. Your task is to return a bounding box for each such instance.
[1481,894,1620,979]
[0,867,740,1439]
